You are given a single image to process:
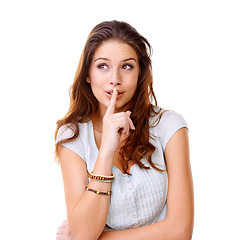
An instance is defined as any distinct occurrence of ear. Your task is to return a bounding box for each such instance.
[86,76,91,83]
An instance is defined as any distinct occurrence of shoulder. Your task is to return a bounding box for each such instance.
[56,124,74,143]
[55,121,92,160]
[56,122,89,143]
[150,107,188,151]
[159,109,187,128]
[150,106,187,128]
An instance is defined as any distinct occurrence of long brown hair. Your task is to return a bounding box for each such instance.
[55,20,164,173]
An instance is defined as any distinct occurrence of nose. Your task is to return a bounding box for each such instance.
[109,70,121,86]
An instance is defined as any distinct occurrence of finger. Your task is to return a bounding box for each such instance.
[125,111,131,117]
[105,88,117,116]
[58,220,68,230]
[121,119,130,135]
[125,111,136,130]
[56,236,73,240]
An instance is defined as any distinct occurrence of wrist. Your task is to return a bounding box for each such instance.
[98,146,115,161]
[92,150,114,176]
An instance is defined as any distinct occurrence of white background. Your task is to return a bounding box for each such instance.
[0,0,232,239]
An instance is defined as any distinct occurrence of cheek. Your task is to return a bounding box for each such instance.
[88,72,105,98]
[127,73,138,89]
[89,70,107,87]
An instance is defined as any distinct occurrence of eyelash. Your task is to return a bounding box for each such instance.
[97,64,108,70]
[122,64,134,70]
[97,63,134,70]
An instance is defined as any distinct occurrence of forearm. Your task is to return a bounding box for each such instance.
[70,151,113,240]
[66,90,136,239]
[70,192,110,240]
[99,217,192,240]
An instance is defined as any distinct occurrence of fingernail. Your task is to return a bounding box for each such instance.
[126,111,131,116]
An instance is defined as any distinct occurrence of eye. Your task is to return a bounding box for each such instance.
[122,64,134,70]
[97,63,108,70]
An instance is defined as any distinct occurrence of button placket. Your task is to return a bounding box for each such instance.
[126,177,138,226]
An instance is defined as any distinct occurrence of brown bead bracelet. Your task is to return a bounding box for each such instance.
[85,186,112,195]
[87,171,115,182]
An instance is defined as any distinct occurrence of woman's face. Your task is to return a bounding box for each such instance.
[87,40,140,114]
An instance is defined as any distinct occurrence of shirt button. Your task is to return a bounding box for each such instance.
[127,180,130,184]
[132,214,137,219]
[132,206,135,210]
[130,197,134,202]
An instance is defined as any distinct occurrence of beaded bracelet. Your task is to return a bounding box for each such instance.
[85,186,112,195]
[87,171,115,182]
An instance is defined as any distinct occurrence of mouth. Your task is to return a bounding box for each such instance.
[105,90,125,98]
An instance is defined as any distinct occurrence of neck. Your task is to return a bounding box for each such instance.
[92,109,104,132]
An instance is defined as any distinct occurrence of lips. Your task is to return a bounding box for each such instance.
[105,89,125,98]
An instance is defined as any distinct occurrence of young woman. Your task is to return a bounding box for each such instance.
[55,20,194,240]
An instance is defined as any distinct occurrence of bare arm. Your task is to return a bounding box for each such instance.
[59,88,135,240]
[59,146,113,240]
[99,127,194,240]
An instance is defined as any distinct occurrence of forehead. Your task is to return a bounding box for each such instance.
[93,40,138,61]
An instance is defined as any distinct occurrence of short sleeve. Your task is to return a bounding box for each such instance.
[56,125,85,160]
[156,110,188,151]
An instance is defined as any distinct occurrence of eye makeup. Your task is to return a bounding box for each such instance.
[97,63,108,70]
[122,63,134,70]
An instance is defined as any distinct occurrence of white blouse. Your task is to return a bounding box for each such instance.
[56,109,188,231]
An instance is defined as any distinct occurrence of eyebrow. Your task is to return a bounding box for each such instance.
[122,58,137,62]
[94,57,137,62]
[94,57,109,62]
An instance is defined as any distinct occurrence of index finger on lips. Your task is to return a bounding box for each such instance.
[105,88,117,116]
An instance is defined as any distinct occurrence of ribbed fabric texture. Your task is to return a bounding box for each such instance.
[56,109,188,230]
[106,163,167,230]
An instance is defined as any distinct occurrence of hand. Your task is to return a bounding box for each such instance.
[56,220,74,240]
[100,88,135,157]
